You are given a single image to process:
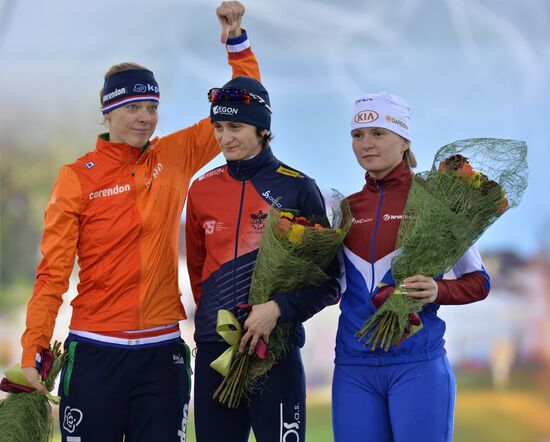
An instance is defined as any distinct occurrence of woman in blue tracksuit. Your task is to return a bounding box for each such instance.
[186,76,339,442]
[332,92,491,442]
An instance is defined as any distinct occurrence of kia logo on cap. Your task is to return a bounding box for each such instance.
[134,84,147,93]
[354,110,379,123]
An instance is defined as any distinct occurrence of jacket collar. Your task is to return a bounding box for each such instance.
[226,146,278,181]
[364,161,412,192]
[95,133,145,165]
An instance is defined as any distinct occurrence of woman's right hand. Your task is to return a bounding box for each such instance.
[22,366,48,393]
[239,301,281,355]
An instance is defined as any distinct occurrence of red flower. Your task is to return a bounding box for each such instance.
[293,216,315,227]
[0,377,36,394]
[39,348,55,380]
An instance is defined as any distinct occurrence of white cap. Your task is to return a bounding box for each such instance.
[351,91,411,141]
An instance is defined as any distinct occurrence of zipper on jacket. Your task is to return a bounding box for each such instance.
[131,145,150,178]
[131,161,145,328]
[369,181,384,296]
[129,146,149,327]
[232,172,247,307]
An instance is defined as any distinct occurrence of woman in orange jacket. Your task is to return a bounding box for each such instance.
[19,2,261,440]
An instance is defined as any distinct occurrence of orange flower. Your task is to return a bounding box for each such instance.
[498,196,509,214]
[457,162,474,178]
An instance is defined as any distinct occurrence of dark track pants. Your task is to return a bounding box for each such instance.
[58,336,191,442]
[194,342,306,442]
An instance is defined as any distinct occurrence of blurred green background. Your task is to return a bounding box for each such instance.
[49,370,550,441]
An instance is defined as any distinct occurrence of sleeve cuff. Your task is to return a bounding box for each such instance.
[21,348,41,369]
[435,280,450,304]
[271,295,296,323]
[226,29,250,53]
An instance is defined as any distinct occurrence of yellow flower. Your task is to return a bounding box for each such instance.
[280,211,295,220]
[467,172,483,189]
[287,224,305,244]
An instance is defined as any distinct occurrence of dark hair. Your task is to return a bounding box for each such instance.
[256,127,274,149]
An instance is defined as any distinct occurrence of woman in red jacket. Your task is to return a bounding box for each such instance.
[186,76,340,442]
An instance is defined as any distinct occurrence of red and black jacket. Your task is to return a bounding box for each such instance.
[186,146,339,346]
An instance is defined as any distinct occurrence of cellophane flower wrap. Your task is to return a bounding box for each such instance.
[356,138,528,351]
[213,191,353,408]
[0,341,65,442]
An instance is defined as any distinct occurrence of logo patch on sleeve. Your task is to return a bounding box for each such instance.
[276,166,303,178]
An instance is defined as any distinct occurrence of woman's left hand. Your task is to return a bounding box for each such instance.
[402,275,439,304]
[239,301,281,355]
[217,1,245,43]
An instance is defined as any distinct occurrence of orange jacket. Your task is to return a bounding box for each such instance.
[21,39,260,367]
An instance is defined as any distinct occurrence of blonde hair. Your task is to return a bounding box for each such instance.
[403,148,417,169]
[99,62,149,104]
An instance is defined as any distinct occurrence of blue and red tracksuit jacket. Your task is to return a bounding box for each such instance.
[336,161,491,366]
[186,146,340,346]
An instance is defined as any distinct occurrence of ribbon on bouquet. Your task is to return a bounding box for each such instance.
[1,364,61,405]
[210,304,268,376]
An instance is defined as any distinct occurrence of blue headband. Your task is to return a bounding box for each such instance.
[101,69,160,114]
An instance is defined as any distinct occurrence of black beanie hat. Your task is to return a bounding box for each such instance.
[209,76,271,131]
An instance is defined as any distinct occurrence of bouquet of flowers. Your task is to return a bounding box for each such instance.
[0,342,65,442]
[356,138,528,351]
[212,191,352,408]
